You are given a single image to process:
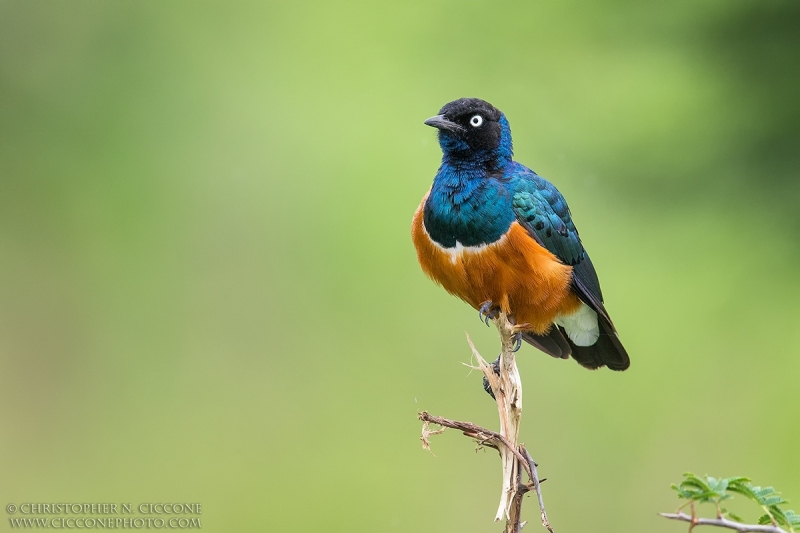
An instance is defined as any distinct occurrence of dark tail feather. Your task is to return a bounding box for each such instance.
[568,318,630,371]
[521,327,572,359]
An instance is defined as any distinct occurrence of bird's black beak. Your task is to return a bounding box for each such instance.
[424,114,465,134]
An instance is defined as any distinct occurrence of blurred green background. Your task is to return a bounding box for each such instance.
[1,0,798,531]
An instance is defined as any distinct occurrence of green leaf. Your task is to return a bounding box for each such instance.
[764,496,788,506]
[770,506,788,525]
[728,483,759,500]
[681,473,710,489]
[754,487,778,502]
[784,509,800,531]
[722,509,743,522]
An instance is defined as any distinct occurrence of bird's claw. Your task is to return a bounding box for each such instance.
[512,332,522,352]
[483,334,521,397]
[482,356,501,400]
[478,301,499,327]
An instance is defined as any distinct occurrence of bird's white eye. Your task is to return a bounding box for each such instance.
[470,115,483,127]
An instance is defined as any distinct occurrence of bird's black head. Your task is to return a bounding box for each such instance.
[424,98,512,167]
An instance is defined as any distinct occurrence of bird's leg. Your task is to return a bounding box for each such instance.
[482,355,501,400]
[478,300,500,327]
[480,312,528,398]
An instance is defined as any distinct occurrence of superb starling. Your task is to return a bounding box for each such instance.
[412,98,629,371]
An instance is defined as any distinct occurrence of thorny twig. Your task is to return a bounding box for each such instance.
[418,412,534,483]
[521,445,554,533]
[418,411,554,532]
[660,512,789,533]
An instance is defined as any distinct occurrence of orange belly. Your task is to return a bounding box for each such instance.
[411,195,582,334]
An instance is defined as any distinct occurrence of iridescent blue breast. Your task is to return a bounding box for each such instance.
[422,170,515,248]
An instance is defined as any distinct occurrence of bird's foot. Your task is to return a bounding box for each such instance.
[478,300,500,327]
[508,322,530,352]
[510,321,530,332]
[512,331,522,352]
[482,356,501,400]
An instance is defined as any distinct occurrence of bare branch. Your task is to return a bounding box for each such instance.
[660,512,788,533]
[468,313,524,524]
[512,464,530,532]
[417,412,536,480]
[417,312,556,533]
[419,420,446,454]
[521,445,554,533]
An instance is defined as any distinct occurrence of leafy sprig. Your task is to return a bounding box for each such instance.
[667,473,800,533]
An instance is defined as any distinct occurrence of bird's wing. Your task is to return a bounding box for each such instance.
[510,173,612,325]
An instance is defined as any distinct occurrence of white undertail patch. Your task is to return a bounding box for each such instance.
[555,303,599,346]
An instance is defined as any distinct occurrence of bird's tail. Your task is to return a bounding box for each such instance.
[520,327,572,359]
[567,315,629,371]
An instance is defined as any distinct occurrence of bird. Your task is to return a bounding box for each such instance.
[411,98,629,372]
